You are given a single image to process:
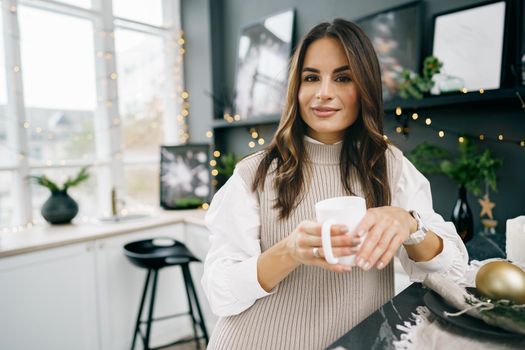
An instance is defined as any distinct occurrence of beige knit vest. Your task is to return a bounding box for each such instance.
[208,141,404,350]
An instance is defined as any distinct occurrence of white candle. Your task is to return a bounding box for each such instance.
[506,216,525,263]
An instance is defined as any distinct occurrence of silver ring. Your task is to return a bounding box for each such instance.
[312,247,320,258]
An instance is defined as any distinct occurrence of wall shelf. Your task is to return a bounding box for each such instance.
[211,87,525,130]
[384,87,525,113]
[212,113,281,129]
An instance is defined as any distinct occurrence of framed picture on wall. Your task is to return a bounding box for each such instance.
[160,144,211,209]
[432,1,507,93]
[233,9,295,120]
[356,1,422,102]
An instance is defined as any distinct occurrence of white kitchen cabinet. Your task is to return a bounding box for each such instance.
[0,242,100,350]
[183,224,218,333]
[0,222,213,350]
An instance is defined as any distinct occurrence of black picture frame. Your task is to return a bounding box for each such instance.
[233,9,295,120]
[355,1,423,102]
[431,0,508,93]
[160,144,211,210]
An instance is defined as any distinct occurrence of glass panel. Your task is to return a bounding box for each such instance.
[112,0,163,26]
[30,167,98,223]
[122,163,159,212]
[0,172,14,227]
[0,12,9,166]
[18,6,97,164]
[54,0,91,9]
[115,28,165,162]
[0,10,6,106]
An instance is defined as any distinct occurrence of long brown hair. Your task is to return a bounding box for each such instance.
[252,18,391,220]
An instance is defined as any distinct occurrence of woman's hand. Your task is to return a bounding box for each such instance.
[354,207,417,271]
[285,220,362,273]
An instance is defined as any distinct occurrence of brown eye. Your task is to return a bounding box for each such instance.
[335,75,352,83]
[303,75,319,82]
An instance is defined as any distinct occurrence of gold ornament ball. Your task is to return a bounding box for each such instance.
[475,261,525,304]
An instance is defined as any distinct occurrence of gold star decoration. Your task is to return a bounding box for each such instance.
[479,194,495,220]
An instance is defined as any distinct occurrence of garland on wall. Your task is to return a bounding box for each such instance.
[387,88,525,148]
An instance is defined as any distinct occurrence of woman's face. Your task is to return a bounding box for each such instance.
[298,36,360,144]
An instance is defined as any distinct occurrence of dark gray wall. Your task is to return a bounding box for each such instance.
[181,0,214,143]
[182,0,525,233]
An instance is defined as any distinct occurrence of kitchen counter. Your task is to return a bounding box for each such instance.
[0,209,206,258]
[327,231,516,349]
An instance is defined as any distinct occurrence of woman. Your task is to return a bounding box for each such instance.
[202,18,468,349]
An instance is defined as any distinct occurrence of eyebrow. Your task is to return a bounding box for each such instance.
[302,65,350,74]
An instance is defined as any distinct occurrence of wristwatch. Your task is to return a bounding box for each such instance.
[404,210,429,245]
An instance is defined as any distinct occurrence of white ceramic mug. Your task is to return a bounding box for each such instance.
[315,196,367,266]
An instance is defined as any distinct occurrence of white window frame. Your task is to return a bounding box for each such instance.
[0,0,184,226]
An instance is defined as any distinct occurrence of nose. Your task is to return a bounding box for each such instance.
[316,78,334,100]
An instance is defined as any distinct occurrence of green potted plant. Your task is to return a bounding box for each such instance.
[216,152,239,189]
[28,166,90,224]
[399,56,443,100]
[408,139,502,241]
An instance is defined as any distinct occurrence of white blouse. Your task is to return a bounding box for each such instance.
[201,145,469,317]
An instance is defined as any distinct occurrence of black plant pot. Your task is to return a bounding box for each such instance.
[450,186,474,242]
[41,190,79,224]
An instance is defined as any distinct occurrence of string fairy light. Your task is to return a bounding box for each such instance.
[391,107,525,149]
[0,8,189,230]
[245,128,265,148]
[0,28,189,163]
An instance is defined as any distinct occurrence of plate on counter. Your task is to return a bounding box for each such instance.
[423,289,523,338]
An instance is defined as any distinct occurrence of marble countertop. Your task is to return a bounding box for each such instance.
[0,209,206,258]
[327,232,510,349]
[328,283,426,349]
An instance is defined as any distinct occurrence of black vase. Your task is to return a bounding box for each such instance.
[41,190,79,224]
[450,186,474,242]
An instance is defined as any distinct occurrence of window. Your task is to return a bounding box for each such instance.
[115,28,165,162]
[112,0,163,26]
[18,6,97,164]
[54,0,91,9]
[0,11,13,226]
[113,1,172,213]
[0,171,14,226]
[123,164,159,210]
[0,10,8,166]
[17,6,98,221]
[0,0,183,228]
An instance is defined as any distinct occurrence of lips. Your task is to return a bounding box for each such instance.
[311,106,340,118]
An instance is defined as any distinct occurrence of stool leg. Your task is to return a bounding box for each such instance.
[183,264,209,346]
[181,265,199,348]
[131,269,151,350]
[144,269,159,350]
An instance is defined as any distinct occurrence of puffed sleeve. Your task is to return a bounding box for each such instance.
[201,169,275,317]
[393,157,469,282]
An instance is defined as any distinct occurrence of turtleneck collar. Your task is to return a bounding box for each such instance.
[303,136,342,165]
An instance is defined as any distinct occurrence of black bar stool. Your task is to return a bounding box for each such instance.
[123,237,209,350]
